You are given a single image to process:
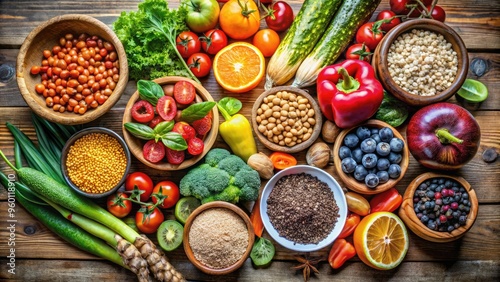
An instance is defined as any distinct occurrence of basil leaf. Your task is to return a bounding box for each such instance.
[180,101,216,123]
[153,120,174,135]
[161,132,188,151]
[218,97,242,116]
[137,80,164,106]
[124,122,155,140]
[375,91,409,127]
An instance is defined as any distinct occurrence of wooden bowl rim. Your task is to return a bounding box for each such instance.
[182,201,255,275]
[60,127,131,198]
[398,172,478,243]
[122,76,219,171]
[373,18,469,107]
[16,14,129,125]
[251,86,322,153]
[333,119,410,195]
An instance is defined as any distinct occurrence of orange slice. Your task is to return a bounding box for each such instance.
[213,42,265,93]
[353,211,409,270]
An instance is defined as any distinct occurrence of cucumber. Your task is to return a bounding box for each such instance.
[292,0,382,88]
[265,0,342,89]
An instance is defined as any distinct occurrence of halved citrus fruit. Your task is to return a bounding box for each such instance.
[213,42,265,93]
[353,211,409,270]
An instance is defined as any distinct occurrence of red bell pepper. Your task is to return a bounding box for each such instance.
[337,212,361,239]
[328,238,356,269]
[317,59,384,128]
[370,187,403,213]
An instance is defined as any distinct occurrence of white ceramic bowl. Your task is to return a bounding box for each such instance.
[260,165,348,252]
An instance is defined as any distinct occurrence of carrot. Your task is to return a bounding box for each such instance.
[250,196,264,237]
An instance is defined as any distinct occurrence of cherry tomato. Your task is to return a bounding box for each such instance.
[166,147,185,165]
[345,43,372,62]
[355,22,385,51]
[172,121,196,141]
[252,29,280,57]
[427,5,446,22]
[173,80,196,105]
[376,10,401,33]
[187,137,204,156]
[264,1,294,32]
[148,115,164,129]
[269,152,297,170]
[131,100,155,123]
[191,114,212,136]
[143,140,166,164]
[176,31,201,59]
[390,0,410,15]
[187,53,212,78]
[125,172,154,202]
[156,96,177,121]
[152,181,180,209]
[107,192,132,218]
[135,206,164,234]
[200,29,228,55]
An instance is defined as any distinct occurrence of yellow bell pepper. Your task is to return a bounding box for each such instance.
[217,104,257,161]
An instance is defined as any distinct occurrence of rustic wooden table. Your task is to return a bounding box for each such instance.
[0,0,499,281]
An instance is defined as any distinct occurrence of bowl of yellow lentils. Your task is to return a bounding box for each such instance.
[61,127,131,198]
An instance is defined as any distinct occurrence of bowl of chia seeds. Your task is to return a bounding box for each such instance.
[260,165,348,252]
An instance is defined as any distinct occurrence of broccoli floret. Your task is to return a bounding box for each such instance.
[180,166,230,198]
[234,169,261,201]
[205,148,231,167]
[218,155,247,176]
[214,185,241,203]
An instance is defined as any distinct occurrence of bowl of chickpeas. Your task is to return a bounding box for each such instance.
[251,86,322,154]
[16,14,128,125]
[372,19,468,106]
[61,127,131,198]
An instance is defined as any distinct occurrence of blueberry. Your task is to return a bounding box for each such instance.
[339,146,352,159]
[351,148,363,164]
[390,137,405,153]
[388,164,401,178]
[376,142,391,156]
[421,215,429,223]
[343,133,359,148]
[360,138,377,153]
[370,128,379,135]
[356,126,371,140]
[379,127,394,142]
[377,158,390,171]
[362,153,378,169]
[354,165,368,181]
[377,170,389,183]
[341,157,357,174]
[365,173,379,188]
[370,134,381,143]
[388,152,402,164]
[427,221,437,230]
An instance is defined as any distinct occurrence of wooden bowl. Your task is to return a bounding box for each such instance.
[251,86,322,153]
[333,119,409,195]
[183,201,254,275]
[372,19,468,107]
[122,76,218,171]
[16,14,128,125]
[398,172,478,243]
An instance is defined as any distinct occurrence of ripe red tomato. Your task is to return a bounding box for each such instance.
[427,5,446,22]
[191,115,212,136]
[252,29,280,57]
[264,1,294,32]
[143,140,166,164]
[376,10,401,33]
[131,100,155,123]
[345,43,372,62]
[187,137,204,156]
[136,206,164,234]
[152,181,180,209]
[148,115,164,129]
[173,80,196,105]
[107,192,132,218]
[355,22,384,51]
[172,121,196,141]
[187,53,212,78]
[166,147,185,165]
[156,96,177,121]
[176,31,201,59]
[200,29,228,55]
[125,172,154,202]
[390,0,410,15]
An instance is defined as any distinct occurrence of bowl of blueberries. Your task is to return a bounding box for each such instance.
[333,119,409,195]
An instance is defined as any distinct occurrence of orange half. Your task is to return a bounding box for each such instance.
[213,42,265,93]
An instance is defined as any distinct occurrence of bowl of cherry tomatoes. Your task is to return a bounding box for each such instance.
[122,76,218,171]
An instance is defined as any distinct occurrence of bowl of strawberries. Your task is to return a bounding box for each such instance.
[122,76,218,171]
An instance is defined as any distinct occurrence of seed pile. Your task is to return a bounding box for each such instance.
[267,173,339,244]
[188,208,249,269]
[66,132,127,193]
[387,29,458,96]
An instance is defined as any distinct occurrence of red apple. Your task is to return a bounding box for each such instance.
[406,102,481,170]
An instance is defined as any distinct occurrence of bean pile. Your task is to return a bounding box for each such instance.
[413,177,471,232]
[31,33,120,114]
[255,91,316,147]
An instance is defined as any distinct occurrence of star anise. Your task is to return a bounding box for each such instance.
[291,255,323,282]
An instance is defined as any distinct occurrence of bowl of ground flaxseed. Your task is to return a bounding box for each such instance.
[260,165,348,252]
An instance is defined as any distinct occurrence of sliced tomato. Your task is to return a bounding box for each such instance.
[187,137,204,156]
[166,148,185,165]
[143,140,165,163]
[148,115,164,129]
[156,96,177,121]
[172,121,196,141]
[173,80,196,105]
[131,100,155,123]
[269,152,297,170]
[191,115,212,136]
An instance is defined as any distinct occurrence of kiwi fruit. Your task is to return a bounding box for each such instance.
[175,196,201,224]
[157,220,184,252]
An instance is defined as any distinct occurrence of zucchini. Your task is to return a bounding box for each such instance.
[292,0,381,88]
[264,0,342,90]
